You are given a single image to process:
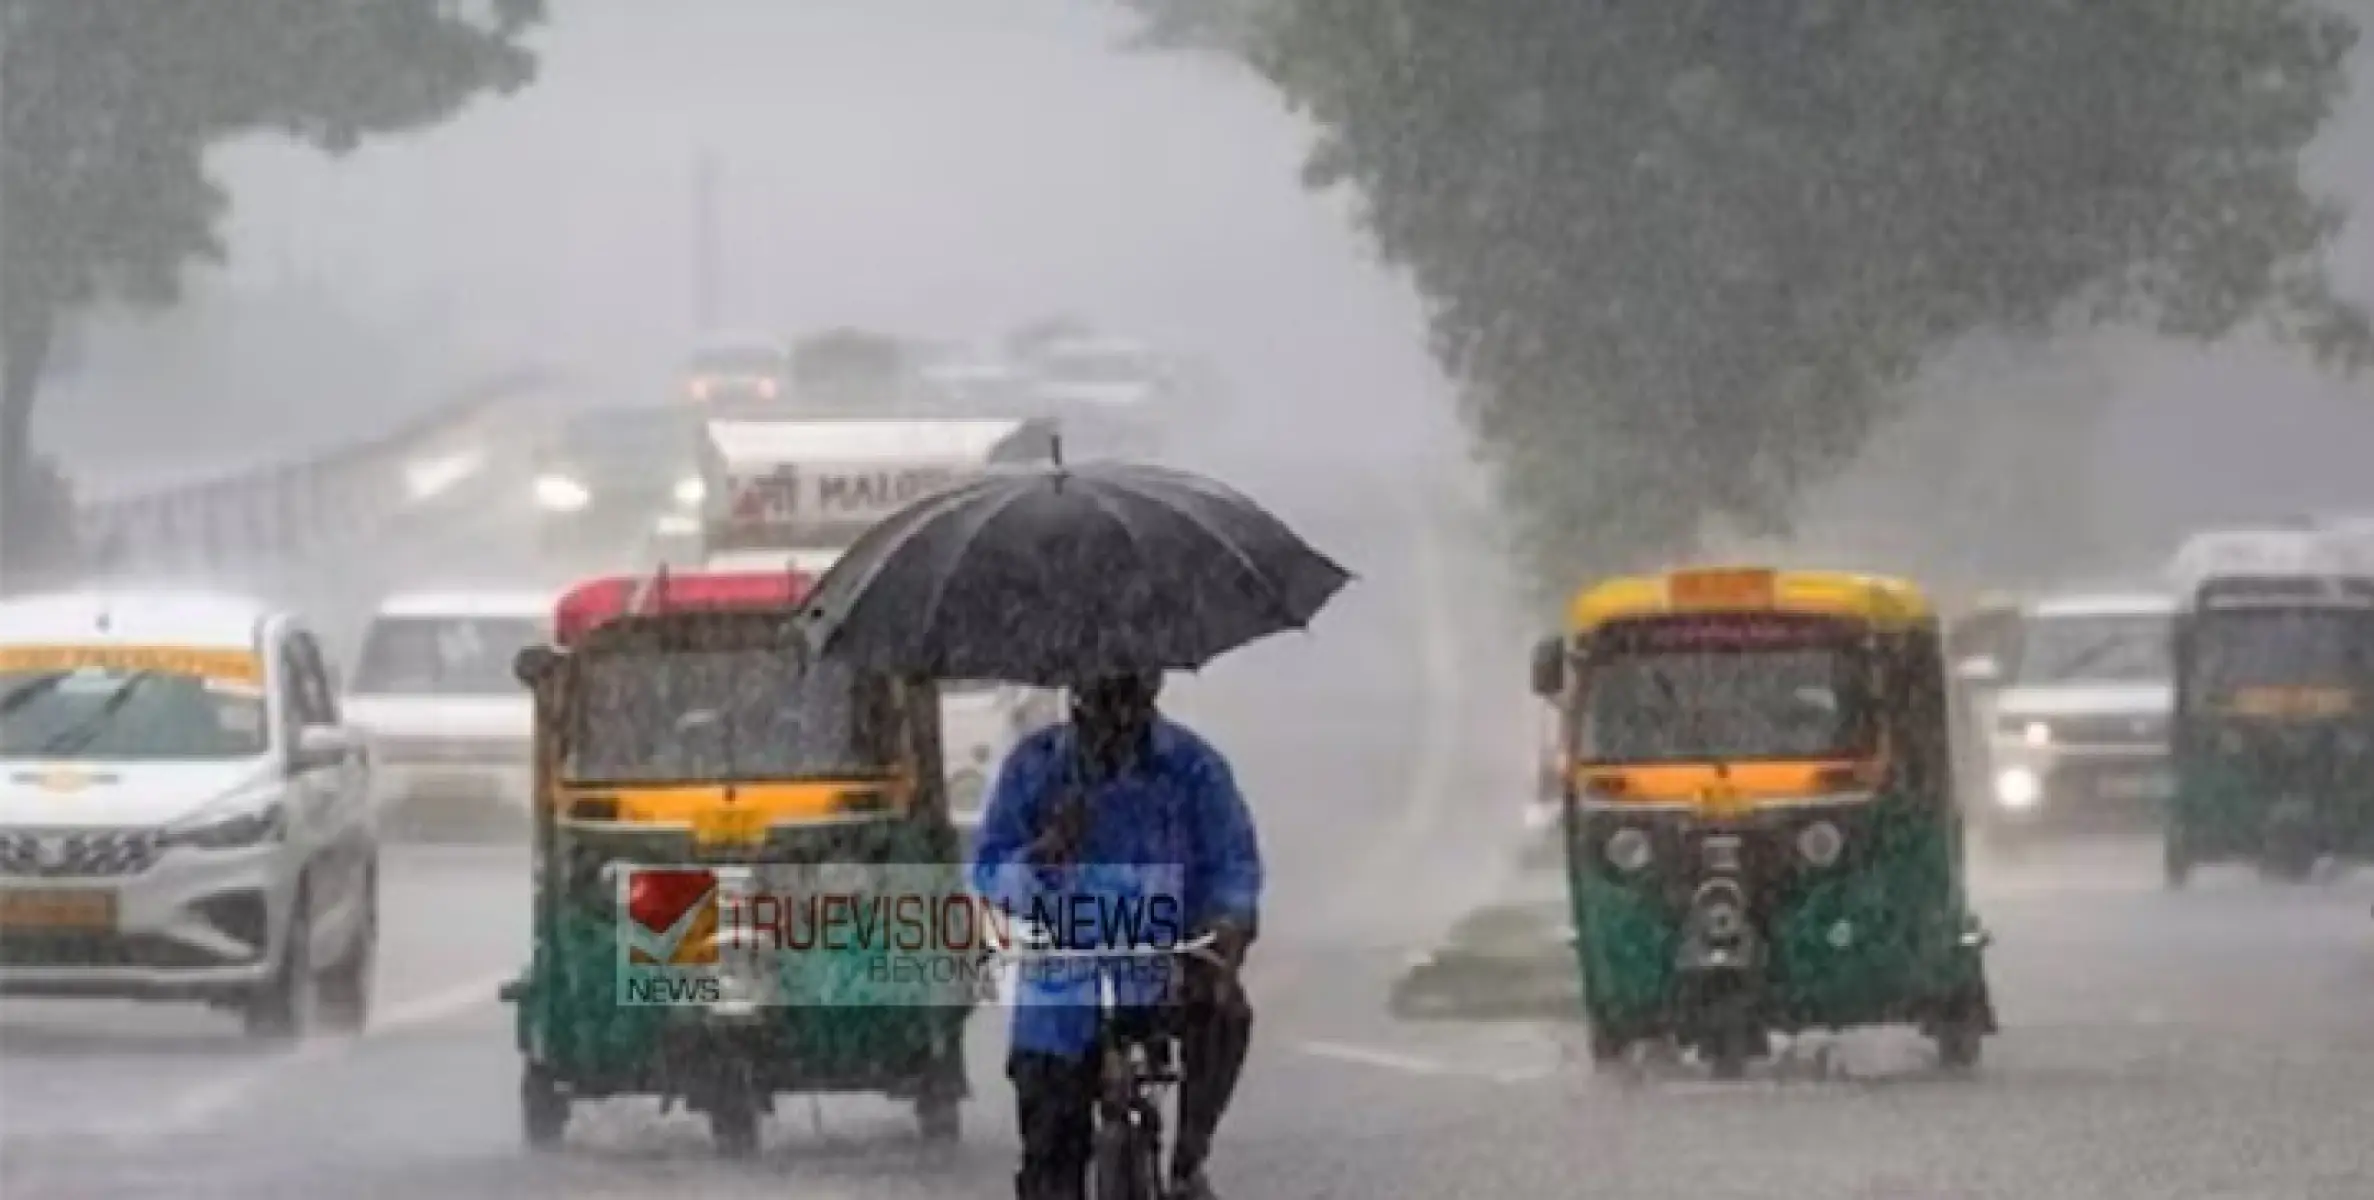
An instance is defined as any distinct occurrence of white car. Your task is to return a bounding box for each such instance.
[0,590,376,1038]
[341,592,547,838]
[941,680,1059,842]
[1967,591,2176,842]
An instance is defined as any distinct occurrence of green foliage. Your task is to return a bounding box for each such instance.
[0,0,545,570]
[1252,0,2373,602]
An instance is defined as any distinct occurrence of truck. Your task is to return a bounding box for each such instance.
[696,414,1066,845]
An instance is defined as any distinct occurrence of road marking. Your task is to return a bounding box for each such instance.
[112,969,510,1142]
[1297,1038,1555,1087]
[1297,1039,1454,1077]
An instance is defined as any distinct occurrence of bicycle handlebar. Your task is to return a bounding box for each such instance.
[986,919,1226,966]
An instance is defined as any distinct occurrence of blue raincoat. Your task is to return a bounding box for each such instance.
[969,718,1262,1059]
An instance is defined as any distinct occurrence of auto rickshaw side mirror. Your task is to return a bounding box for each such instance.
[514,644,561,689]
[1530,635,1567,699]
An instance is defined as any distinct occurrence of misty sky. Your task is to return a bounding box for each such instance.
[33,0,2374,561]
[41,0,1444,489]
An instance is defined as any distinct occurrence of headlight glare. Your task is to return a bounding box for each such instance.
[674,477,706,507]
[2022,721,2052,748]
[534,474,590,511]
[1994,767,2042,811]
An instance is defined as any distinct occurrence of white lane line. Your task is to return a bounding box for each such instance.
[1297,1040,1455,1077]
[1296,1038,1555,1087]
[113,969,511,1143]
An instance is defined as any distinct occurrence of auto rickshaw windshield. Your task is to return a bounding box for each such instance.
[1578,634,1878,764]
[2190,608,2374,698]
[564,646,896,784]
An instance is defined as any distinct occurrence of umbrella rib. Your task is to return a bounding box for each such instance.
[1118,485,1304,628]
[908,479,1046,653]
[819,477,1003,615]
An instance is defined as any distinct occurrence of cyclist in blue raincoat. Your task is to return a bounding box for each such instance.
[971,671,1261,1200]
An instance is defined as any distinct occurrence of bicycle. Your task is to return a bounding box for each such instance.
[990,918,1228,1200]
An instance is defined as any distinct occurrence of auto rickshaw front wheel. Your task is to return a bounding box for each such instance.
[2163,833,2193,890]
[520,1064,568,1150]
[1933,1021,1984,1072]
[707,1075,762,1158]
[917,1095,961,1143]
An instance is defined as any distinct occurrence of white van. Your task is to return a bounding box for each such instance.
[341,591,548,837]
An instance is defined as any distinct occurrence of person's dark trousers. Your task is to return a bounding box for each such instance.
[1010,959,1254,1200]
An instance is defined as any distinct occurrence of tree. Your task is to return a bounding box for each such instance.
[792,327,916,398]
[1247,0,2373,603]
[0,0,546,579]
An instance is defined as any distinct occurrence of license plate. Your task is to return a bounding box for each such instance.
[0,889,117,932]
[2099,773,2172,801]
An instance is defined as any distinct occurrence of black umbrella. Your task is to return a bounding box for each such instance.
[800,461,1351,685]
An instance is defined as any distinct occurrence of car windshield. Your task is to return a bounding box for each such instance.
[566,648,895,783]
[2013,612,2171,685]
[2191,609,2374,697]
[1581,646,1872,763]
[0,667,268,761]
[350,616,542,696]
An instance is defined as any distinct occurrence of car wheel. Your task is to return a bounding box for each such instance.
[318,864,378,1034]
[244,882,315,1042]
[521,1063,569,1150]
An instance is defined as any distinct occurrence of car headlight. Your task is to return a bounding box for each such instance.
[1603,826,1653,873]
[163,801,285,850]
[534,474,590,512]
[1994,767,2042,811]
[948,768,988,811]
[1796,820,1844,867]
[674,477,706,507]
[2022,721,2052,748]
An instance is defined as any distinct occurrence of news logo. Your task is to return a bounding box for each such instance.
[621,867,719,966]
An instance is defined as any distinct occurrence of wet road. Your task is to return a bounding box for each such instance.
[12,453,2374,1198]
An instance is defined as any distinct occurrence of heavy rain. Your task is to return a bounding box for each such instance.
[6,1,2374,1197]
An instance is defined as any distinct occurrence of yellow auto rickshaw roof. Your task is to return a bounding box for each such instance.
[1565,566,1934,635]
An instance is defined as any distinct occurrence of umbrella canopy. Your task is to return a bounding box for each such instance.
[800,462,1350,685]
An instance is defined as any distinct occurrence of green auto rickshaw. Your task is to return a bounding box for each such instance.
[500,570,973,1155]
[2165,572,2374,886]
[1529,566,1995,1078]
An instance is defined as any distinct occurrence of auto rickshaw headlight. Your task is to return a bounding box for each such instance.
[1604,827,1653,873]
[1796,820,1844,867]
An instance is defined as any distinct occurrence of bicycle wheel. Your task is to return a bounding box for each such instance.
[1091,1108,1164,1200]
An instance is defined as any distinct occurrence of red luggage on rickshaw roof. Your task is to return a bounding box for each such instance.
[552,569,815,648]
